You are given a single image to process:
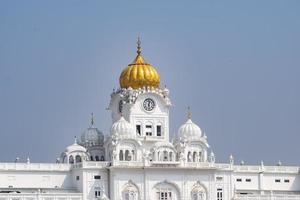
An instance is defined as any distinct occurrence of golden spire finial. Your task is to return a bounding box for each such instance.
[187,106,192,119]
[137,36,142,55]
[90,113,95,126]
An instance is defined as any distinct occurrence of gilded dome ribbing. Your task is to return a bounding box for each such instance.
[119,39,160,89]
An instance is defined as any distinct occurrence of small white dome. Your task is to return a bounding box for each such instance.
[65,139,87,153]
[178,118,202,138]
[111,116,135,138]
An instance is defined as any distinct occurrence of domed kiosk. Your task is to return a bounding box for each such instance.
[60,137,88,164]
[80,113,105,161]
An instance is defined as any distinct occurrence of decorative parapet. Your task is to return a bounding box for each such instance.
[0,163,71,171]
[235,194,300,200]
[0,192,83,200]
[151,161,181,167]
[111,161,144,168]
[0,161,112,171]
[72,161,110,169]
[7,161,295,172]
[233,165,300,173]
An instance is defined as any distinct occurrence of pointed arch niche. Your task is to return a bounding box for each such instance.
[122,180,140,200]
[191,181,208,200]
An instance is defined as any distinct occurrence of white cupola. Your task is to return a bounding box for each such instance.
[65,141,87,153]
[60,137,89,164]
[111,116,135,138]
[178,111,202,139]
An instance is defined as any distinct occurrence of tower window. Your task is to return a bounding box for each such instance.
[246,179,251,182]
[275,179,281,183]
[100,156,105,161]
[119,150,124,161]
[94,175,101,180]
[95,190,101,197]
[284,179,290,183]
[146,125,152,136]
[95,156,99,161]
[76,176,80,181]
[163,151,168,161]
[157,125,162,136]
[236,178,242,182]
[217,188,223,200]
[136,125,141,136]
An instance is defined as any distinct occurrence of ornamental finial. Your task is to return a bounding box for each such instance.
[137,36,142,55]
[90,113,95,127]
[74,136,77,144]
[187,106,192,119]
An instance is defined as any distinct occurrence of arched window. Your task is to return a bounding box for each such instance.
[119,150,124,161]
[61,155,66,163]
[75,155,82,163]
[193,152,197,162]
[145,122,153,136]
[156,123,162,137]
[131,150,135,161]
[187,152,192,162]
[163,151,168,161]
[69,155,74,164]
[136,122,142,136]
[95,155,100,161]
[100,156,105,161]
[199,151,202,162]
[169,152,173,161]
[90,156,94,161]
[125,150,131,161]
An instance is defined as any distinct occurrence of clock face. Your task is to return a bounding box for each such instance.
[143,98,155,111]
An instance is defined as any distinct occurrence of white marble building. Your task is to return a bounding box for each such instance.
[0,40,300,200]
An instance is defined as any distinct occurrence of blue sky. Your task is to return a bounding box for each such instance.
[0,1,299,165]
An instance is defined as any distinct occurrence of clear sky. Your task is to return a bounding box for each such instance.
[0,1,299,165]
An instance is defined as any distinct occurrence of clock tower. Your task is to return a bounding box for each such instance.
[108,38,172,149]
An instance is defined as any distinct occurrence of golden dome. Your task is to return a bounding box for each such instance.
[119,39,160,89]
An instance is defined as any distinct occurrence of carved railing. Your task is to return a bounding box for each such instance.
[233,165,300,173]
[235,194,300,200]
[112,161,144,167]
[72,161,110,169]
[0,193,83,200]
[2,161,296,172]
[0,163,71,171]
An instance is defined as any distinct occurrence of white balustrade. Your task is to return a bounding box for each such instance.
[236,194,300,200]
[0,193,82,200]
[0,163,71,171]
